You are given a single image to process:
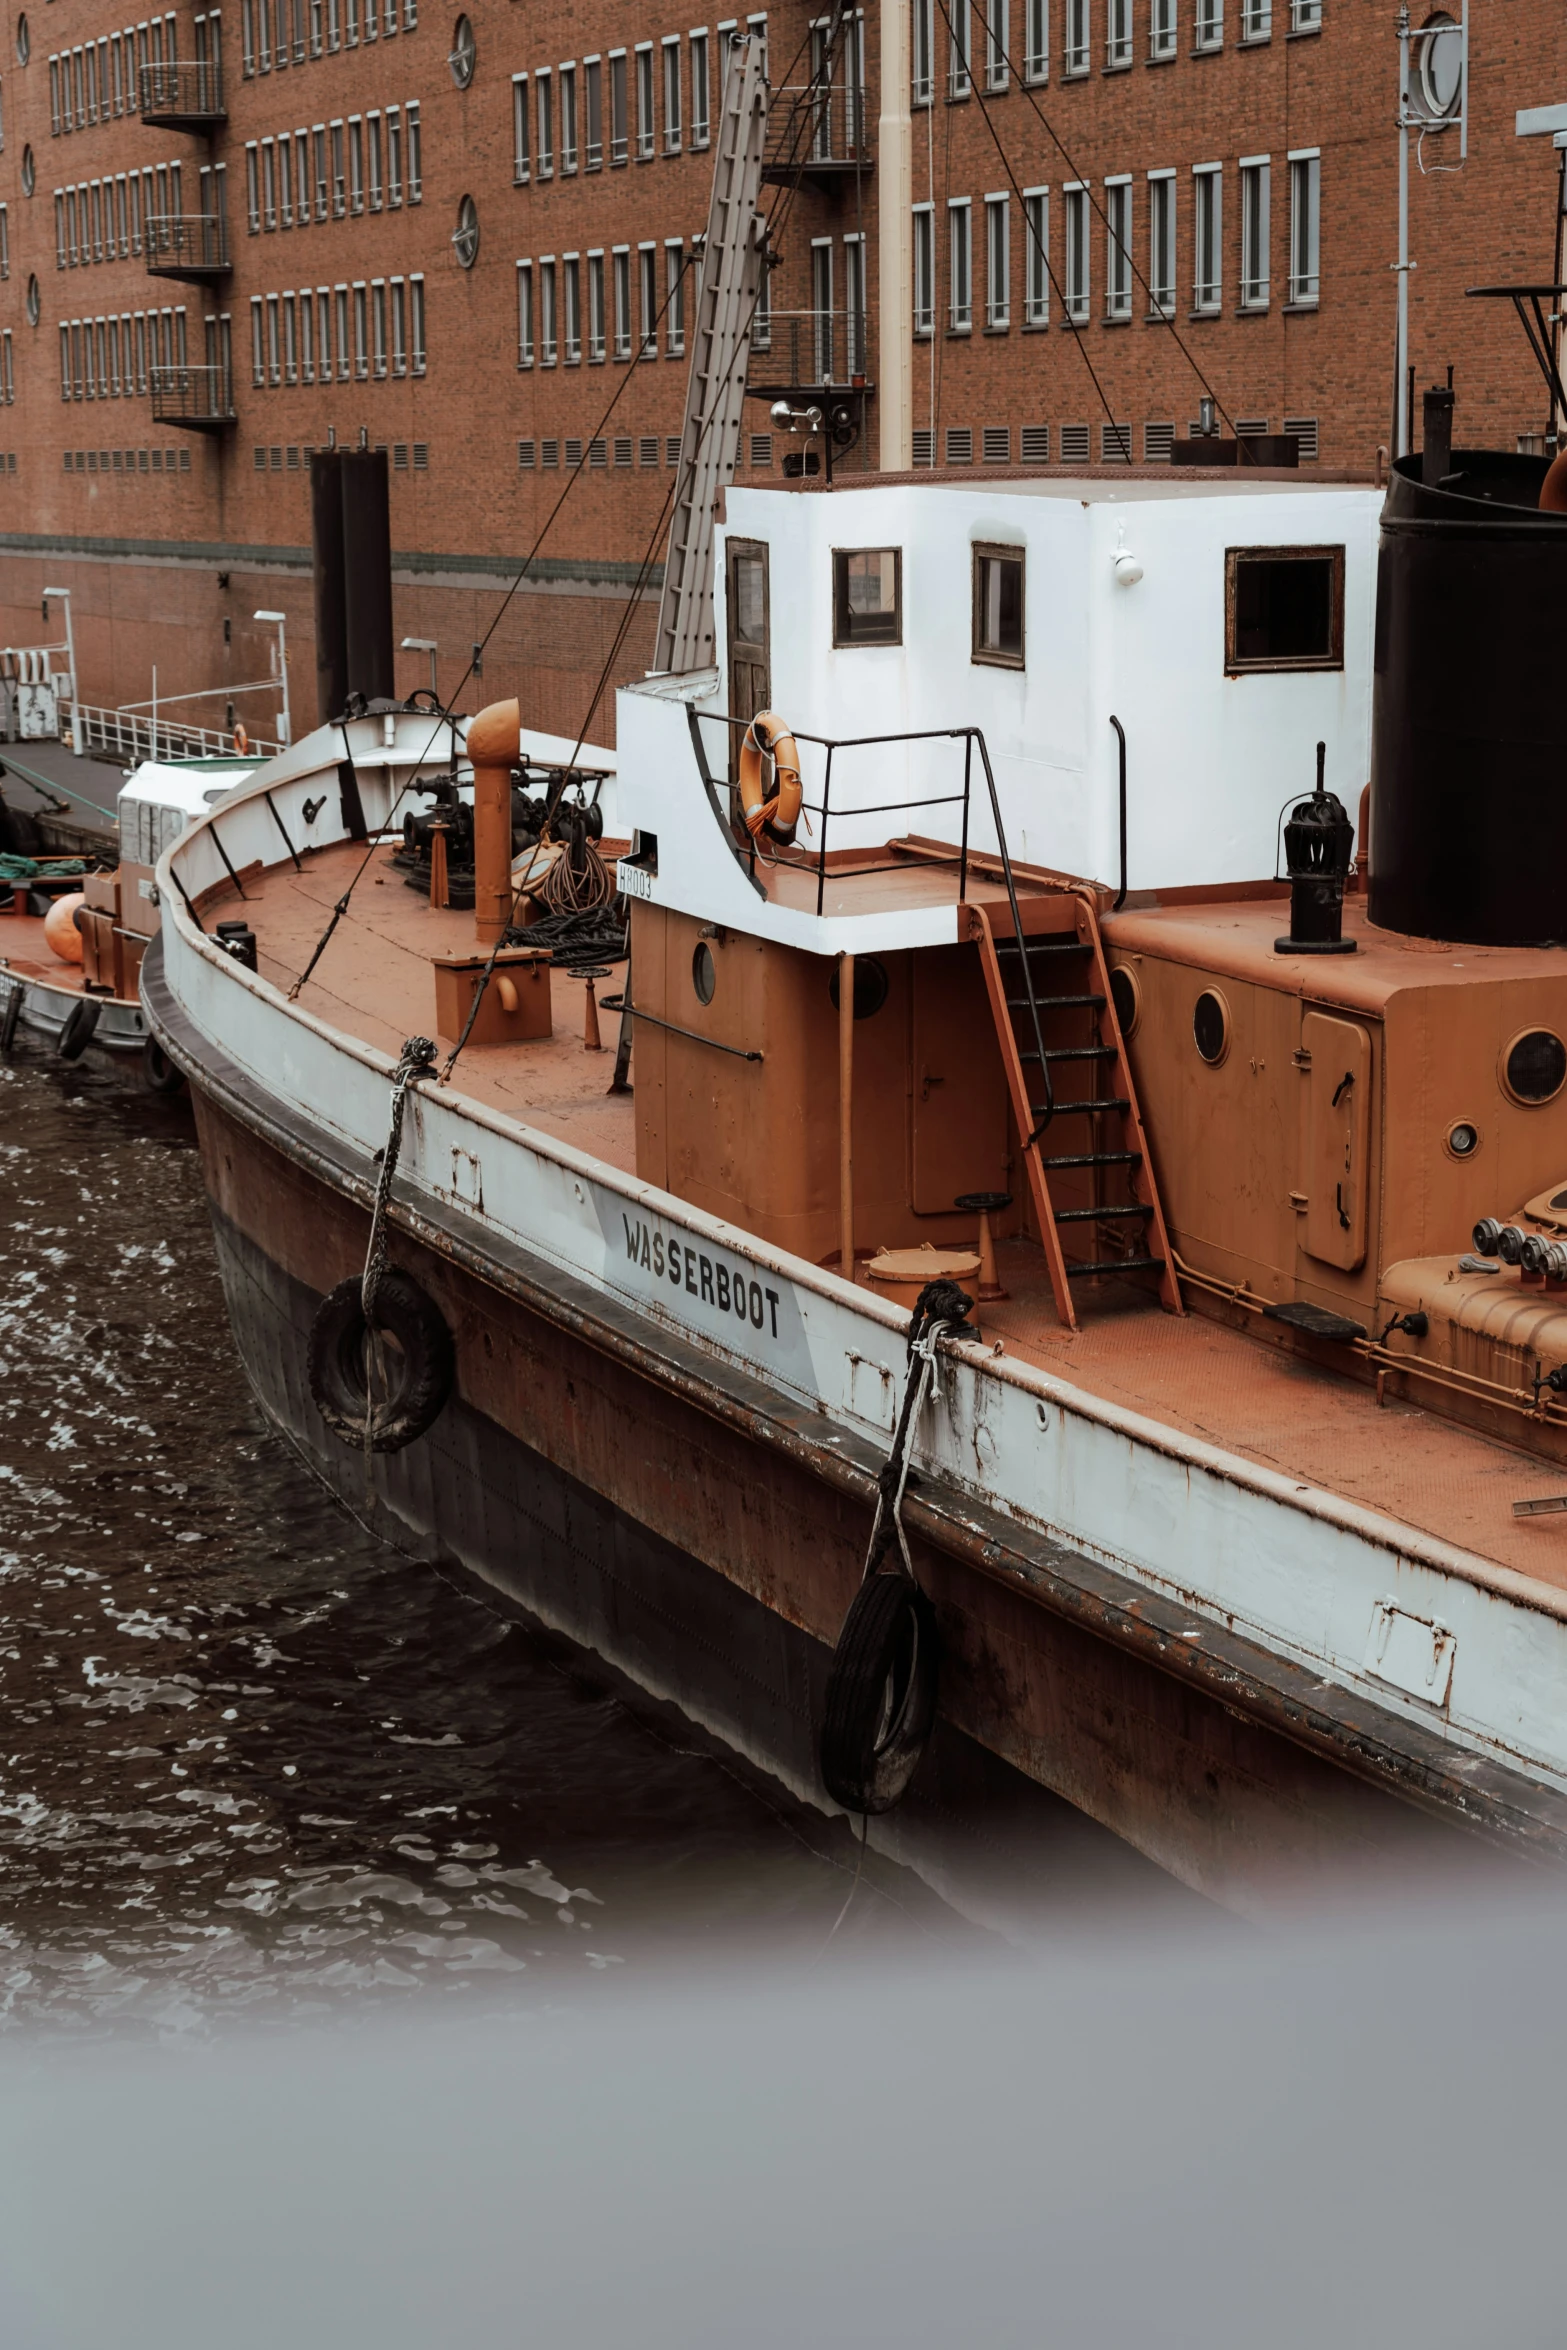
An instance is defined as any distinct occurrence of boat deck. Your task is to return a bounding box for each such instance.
[240,841,1567,1597]
[0,907,100,1001]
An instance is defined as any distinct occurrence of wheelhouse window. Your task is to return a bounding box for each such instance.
[1224,545,1344,673]
[833,548,902,646]
[973,543,1024,668]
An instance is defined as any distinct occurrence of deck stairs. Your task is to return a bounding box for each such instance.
[967,891,1182,1333]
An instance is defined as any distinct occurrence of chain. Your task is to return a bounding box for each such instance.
[358,1033,438,1475]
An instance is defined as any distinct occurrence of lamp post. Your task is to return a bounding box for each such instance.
[401,636,439,699]
[254,609,290,745]
[41,586,80,755]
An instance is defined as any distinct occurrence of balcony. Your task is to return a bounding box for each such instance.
[762,85,872,192]
[150,362,235,431]
[144,211,230,283]
[748,308,871,396]
[138,59,226,130]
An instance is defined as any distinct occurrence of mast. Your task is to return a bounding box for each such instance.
[653,35,769,677]
[877,0,913,470]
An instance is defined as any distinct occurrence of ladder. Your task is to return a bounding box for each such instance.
[968,892,1182,1333]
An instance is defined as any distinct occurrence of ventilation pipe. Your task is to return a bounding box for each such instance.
[468,696,522,946]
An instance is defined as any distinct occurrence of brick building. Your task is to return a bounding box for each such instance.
[0,0,1560,744]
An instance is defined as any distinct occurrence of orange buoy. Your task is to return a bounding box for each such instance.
[233,721,250,754]
[42,891,86,965]
[1540,448,1567,513]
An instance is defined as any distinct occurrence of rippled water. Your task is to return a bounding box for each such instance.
[0,1048,959,2036]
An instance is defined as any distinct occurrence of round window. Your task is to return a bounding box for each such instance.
[449,13,476,88]
[1502,1028,1567,1106]
[692,941,716,1005]
[828,956,889,1021]
[1109,963,1140,1041]
[1445,1119,1479,1160]
[1417,11,1463,121]
[20,143,34,196]
[1193,988,1229,1066]
[15,14,28,63]
[25,273,39,325]
[452,193,480,269]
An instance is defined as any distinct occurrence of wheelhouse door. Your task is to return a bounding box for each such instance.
[726,539,770,783]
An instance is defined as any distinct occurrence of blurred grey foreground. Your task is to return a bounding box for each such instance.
[0,1896,1563,2350]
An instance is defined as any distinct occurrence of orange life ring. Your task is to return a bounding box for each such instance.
[233,722,250,755]
[737,710,803,846]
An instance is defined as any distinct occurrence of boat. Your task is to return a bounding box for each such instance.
[139,61,1567,1916]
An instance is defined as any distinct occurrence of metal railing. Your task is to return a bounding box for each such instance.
[144,211,231,274]
[149,363,235,426]
[69,701,279,764]
[765,82,871,171]
[137,59,226,122]
[751,306,868,384]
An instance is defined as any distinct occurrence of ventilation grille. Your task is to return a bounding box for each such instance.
[614,436,633,467]
[639,435,659,466]
[1021,423,1050,463]
[945,426,973,464]
[1060,423,1089,465]
[1235,416,1269,436]
[565,437,584,467]
[666,434,682,464]
[1282,413,1319,459]
[1101,421,1132,462]
[517,439,535,469]
[589,438,607,467]
[749,432,773,469]
[1143,421,1175,461]
[912,428,934,467]
[982,425,1010,463]
[542,438,560,467]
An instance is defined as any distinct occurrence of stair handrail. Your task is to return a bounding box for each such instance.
[971,729,1055,1134]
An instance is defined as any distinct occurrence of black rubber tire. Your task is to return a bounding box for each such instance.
[140,1036,187,1096]
[56,997,100,1061]
[0,982,22,1057]
[819,1572,940,1816]
[306,1268,455,1453]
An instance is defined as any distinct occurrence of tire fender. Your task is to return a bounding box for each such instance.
[140,1036,187,1096]
[819,1572,940,1816]
[0,982,22,1057]
[306,1267,456,1453]
[57,997,101,1061]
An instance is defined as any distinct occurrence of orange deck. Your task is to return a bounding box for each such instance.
[0,908,100,999]
[240,841,1567,1596]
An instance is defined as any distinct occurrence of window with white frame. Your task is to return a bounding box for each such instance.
[691,31,710,143]
[1195,0,1222,46]
[539,256,556,362]
[663,36,681,149]
[948,0,970,95]
[1241,0,1269,36]
[635,45,654,157]
[1024,0,1047,77]
[1147,170,1174,314]
[588,249,605,357]
[985,193,1008,327]
[409,273,425,374]
[1193,163,1220,310]
[638,242,657,353]
[585,57,602,165]
[563,253,580,360]
[753,234,771,346]
[1105,176,1131,317]
[665,238,685,352]
[352,282,367,378]
[1106,0,1130,66]
[1149,0,1175,52]
[948,198,971,329]
[912,202,934,334]
[406,101,422,200]
[610,51,628,162]
[844,231,865,371]
[1065,0,1087,73]
[537,70,553,175]
[1239,155,1269,306]
[913,0,933,100]
[1064,181,1088,318]
[560,64,577,171]
[390,276,406,373]
[1023,186,1048,322]
[809,236,833,376]
[512,74,530,179]
[1290,0,1320,25]
[985,0,1008,87]
[612,244,631,354]
[1288,149,1319,303]
[246,141,260,229]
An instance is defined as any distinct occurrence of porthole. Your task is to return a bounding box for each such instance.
[25,273,38,326]
[14,14,27,64]
[692,941,716,1005]
[828,956,889,1021]
[1417,10,1463,121]
[1193,987,1230,1067]
[452,193,480,269]
[1109,962,1140,1041]
[449,13,476,88]
[20,143,34,196]
[1501,1028,1567,1107]
[1445,1120,1479,1161]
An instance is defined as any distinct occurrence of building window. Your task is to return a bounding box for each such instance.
[639,243,657,354]
[1239,156,1269,308]
[811,237,833,376]
[1023,187,1048,324]
[391,275,406,373]
[1241,0,1270,35]
[666,239,685,354]
[973,543,1024,667]
[948,0,970,95]
[1064,183,1089,320]
[1106,0,1130,66]
[1193,164,1221,311]
[1225,545,1344,672]
[516,258,533,365]
[585,57,602,166]
[913,202,934,335]
[985,0,1007,88]
[985,193,1008,329]
[833,549,902,647]
[587,249,605,358]
[1195,0,1222,47]
[349,114,364,214]
[372,277,388,376]
[948,199,971,330]
[330,118,346,216]
[635,45,654,157]
[609,51,628,163]
[563,252,581,360]
[1150,0,1176,54]
[1147,170,1174,314]
[1290,0,1321,26]
[1288,150,1319,304]
[560,63,577,172]
[1105,177,1131,319]
[612,245,631,356]
[1024,0,1047,79]
[844,231,866,372]
[690,32,710,144]
[913,0,933,101]
[351,280,367,376]
[246,142,260,231]
[537,71,553,176]
[409,273,425,373]
[1065,0,1088,74]
[539,256,556,363]
[663,37,681,150]
[511,73,529,180]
